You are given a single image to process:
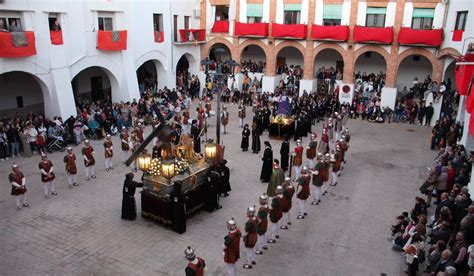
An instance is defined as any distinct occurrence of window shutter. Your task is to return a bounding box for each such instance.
[323,5,342,20]
[247,4,263,17]
[413,8,435,18]
[284,4,301,11]
[366,7,387,15]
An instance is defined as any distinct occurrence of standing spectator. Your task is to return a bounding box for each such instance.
[6,124,21,158]
[425,103,434,126]
[25,123,38,155]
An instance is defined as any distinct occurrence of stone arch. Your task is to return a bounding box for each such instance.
[175,52,199,76]
[135,50,168,71]
[438,47,462,59]
[312,43,349,76]
[202,37,237,61]
[274,41,306,63]
[238,39,269,62]
[396,48,441,83]
[353,45,390,66]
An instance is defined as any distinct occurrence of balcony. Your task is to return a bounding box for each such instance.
[234,22,269,37]
[97,30,127,51]
[311,25,349,41]
[353,26,393,44]
[211,21,229,33]
[397,27,442,47]
[272,23,307,39]
[175,29,207,45]
[0,31,36,58]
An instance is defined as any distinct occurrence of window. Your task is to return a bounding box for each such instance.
[184,16,190,29]
[323,5,342,26]
[366,7,386,27]
[247,4,263,23]
[173,15,178,42]
[284,4,301,24]
[48,14,61,31]
[411,8,434,29]
[455,11,468,31]
[215,5,229,21]
[98,16,113,31]
[153,13,163,32]
[0,16,22,32]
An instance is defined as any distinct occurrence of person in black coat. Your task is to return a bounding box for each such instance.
[280,135,290,171]
[425,103,434,126]
[121,173,143,220]
[251,120,261,154]
[260,141,273,182]
[218,159,231,197]
[170,181,187,234]
[191,120,201,153]
[241,124,250,151]
[204,166,222,212]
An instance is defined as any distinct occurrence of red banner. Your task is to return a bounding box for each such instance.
[179,29,206,42]
[469,109,474,137]
[452,30,463,42]
[211,21,229,33]
[50,30,63,45]
[311,25,349,41]
[154,31,164,43]
[192,29,206,41]
[97,30,127,51]
[272,23,307,39]
[353,26,393,44]
[397,27,442,47]
[0,31,36,58]
[234,22,269,37]
[456,53,474,97]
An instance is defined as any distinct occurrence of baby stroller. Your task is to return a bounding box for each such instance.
[47,128,67,152]
[85,120,101,140]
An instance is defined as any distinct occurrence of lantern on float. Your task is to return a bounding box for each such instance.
[137,150,152,172]
[161,158,176,179]
[205,143,217,161]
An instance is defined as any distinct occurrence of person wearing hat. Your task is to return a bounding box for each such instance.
[130,133,141,172]
[221,105,229,135]
[243,206,258,269]
[311,153,324,205]
[39,153,56,198]
[103,134,114,171]
[120,127,130,163]
[170,181,187,234]
[218,159,231,197]
[292,140,303,181]
[121,172,144,220]
[238,102,246,128]
[255,193,269,255]
[326,118,334,143]
[184,246,206,276]
[321,154,330,196]
[241,124,250,152]
[267,159,284,197]
[223,217,241,276]
[63,147,78,188]
[344,128,351,143]
[334,112,343,142]
[280,177,295,229]
[330,146,342,186]
[318,127,329,154]
[9,164,29,210]
[260,141,273,183]
[251,118,261,154]
[204,165,222,212]
[306,133,318,168]
[268,186,283,243]
[191,119,201,154]
[82,140,96,181]
[296,166,310,219]
[133,123,144,143]
[280,135,290,171]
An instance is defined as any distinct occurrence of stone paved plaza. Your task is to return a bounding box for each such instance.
[0,102,435,275]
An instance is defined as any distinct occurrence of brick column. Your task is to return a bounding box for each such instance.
[343,47,354,83]
[303,40,314,79]
[266,39,276,76]
[386,0,406,88]
[432,58,444,84]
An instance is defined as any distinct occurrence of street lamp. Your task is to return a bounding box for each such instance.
[200,57,240,145]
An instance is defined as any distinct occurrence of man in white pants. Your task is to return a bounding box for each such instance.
[330,146,342,186]
[63,147,78,188]
[243,206,258,269]
[255,193,269,255]
[103,134,114,171]
[223,217,241,276]
[296,166,310,219]
[120,127,130,163]
[280,177,294,230]
[311,153,324,205]
[82,140,96,181]
[39,153,56,198]
[322,153,331,195]
[268,186,284,243]
[9,164,29,210]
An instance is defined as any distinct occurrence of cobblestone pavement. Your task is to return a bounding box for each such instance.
[0,101,434,275]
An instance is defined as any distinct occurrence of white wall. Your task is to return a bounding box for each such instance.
[341,1,351,26]
[385,2,396,27]
[313,49,343,72]
[396,56,432,91]
[443,59,457,89]
[262,0,270,23]
[433,3,445,29]
[277,47,304,67]
[357,2,367,26]
[301,0,309,24]
[402,2,414,27]
[354,53,386,75]
[276,0,284,24]
[315,0,324,25]
[441,0,474,54]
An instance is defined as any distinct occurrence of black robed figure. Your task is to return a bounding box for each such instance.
[121,173,144,220]
[260,141,273,182]
[280,135,290,171]
[170,181,187,234]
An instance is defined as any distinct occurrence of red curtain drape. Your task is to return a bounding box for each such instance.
[456,53,474,97]
[311,25,349,41]
[234,22,269,37]
[0,31,36,58]
[211,21,229,33]
[50,30,63,45]
[154,31,164,43]
[179,29,206,42]
[192,29,206,41]
[397,27,442,47]
[97,30,127,51]
[271,23,307,39]
[452,30,464,42]
[353,26,393,44]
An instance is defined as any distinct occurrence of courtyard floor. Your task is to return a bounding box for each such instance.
[0,102,434,275]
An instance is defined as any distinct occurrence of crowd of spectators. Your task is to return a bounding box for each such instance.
[390,139,473,275]
[240,59,265,74]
